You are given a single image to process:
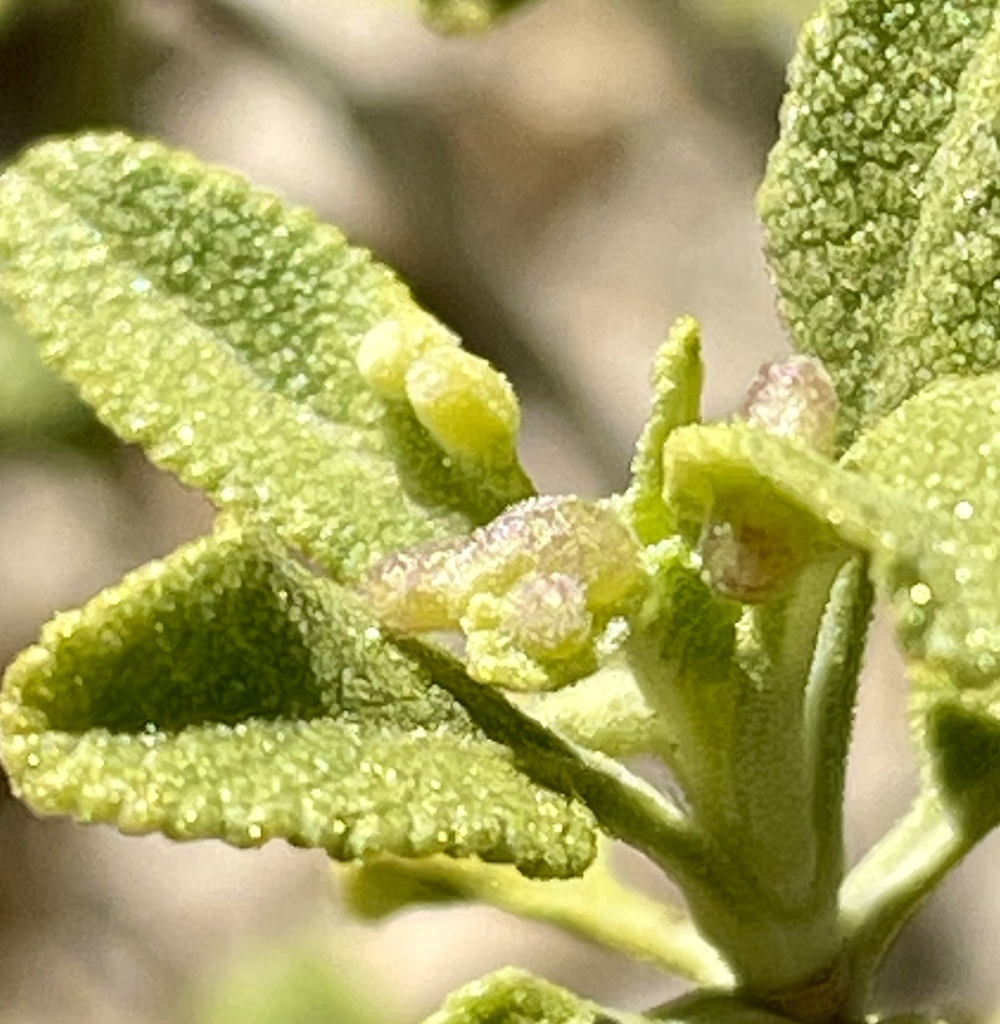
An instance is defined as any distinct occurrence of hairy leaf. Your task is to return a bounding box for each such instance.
[844,373,1000,688]
[846,373,1000,833]
[0,524,596,877]
[759,0,1000,442]
[0,133,532,580]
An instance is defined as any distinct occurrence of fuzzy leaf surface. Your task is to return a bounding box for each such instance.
[759,0,1000,442]
[0,133,531,579]
[846,373,1000,834]
[0,524,596,877]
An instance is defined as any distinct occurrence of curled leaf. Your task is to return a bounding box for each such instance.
[621,315,703,545]
[0,523,597,877]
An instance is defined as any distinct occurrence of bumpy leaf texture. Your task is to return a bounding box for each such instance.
[420,968,622,1024]
[0,524,596,876]
[0,133,531,580]
[759,0,1000,444]
[761,0,1000,833]
[847,374,1000,835]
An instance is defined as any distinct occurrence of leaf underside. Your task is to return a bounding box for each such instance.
[0,524,596,877]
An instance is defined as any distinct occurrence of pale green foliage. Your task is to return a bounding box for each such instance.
[759,0,1000,444]
[195,945,377,1024]
[0,133,532,581]
[519,663,660,757]
[0,522,596,876]
[358,320,526,474]
[342,841,729,983]
[5,2,1000,1020]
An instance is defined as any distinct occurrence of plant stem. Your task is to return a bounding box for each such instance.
[345,845,732,985]
[804,556,873,902]
[840,788,972,1011]
[626,544,856,1000]
[403,640,732,909]
[684,553,851,998]
[727,555,845,910]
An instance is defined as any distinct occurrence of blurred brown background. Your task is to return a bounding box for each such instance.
[0,1,996,1021]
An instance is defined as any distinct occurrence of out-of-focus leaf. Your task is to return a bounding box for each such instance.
[651,989,797,1024]
[194,944,377,1024]
[0,0,18,32]
[342,841,731,984]
[0,133,532,580]
[0,304,98,447]
[418,0,533,34]
[0,523,596,877]
[420,967,644,1024]
[759,0,1000,443]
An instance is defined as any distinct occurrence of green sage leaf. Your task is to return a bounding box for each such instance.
[846,373,1000,833]
[759,0,1000,442]
[342,842,731,984]
[0,133,532,580]
[0,523,596,877]
[844,373,1000,689]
